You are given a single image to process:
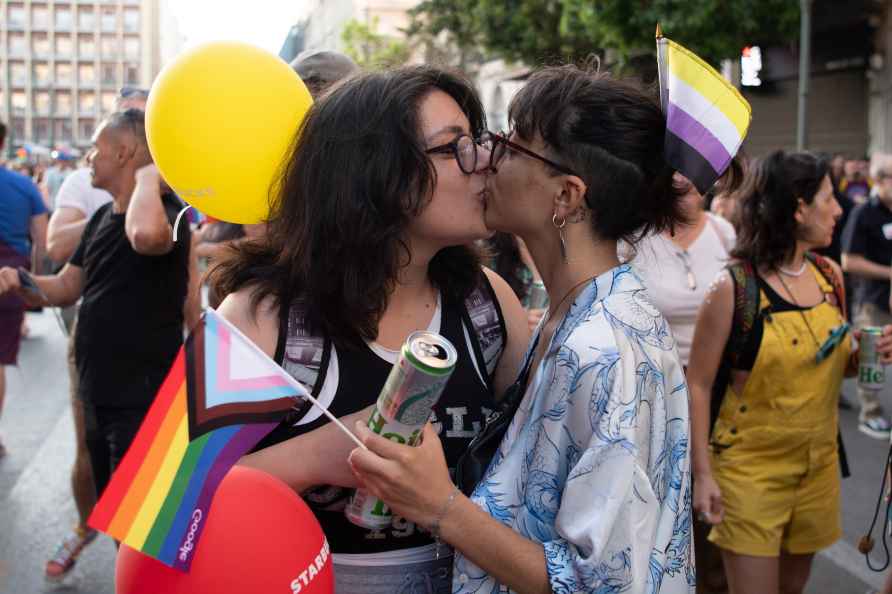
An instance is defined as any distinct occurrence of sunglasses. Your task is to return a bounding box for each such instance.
[480,131,578,176]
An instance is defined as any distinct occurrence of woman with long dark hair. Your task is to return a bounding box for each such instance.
[347,65,695,593]
[684,151,892,594]
[213,66,530,592]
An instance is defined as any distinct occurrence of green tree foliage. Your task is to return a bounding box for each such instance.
[341,17,412,70]
[408,0,800,69]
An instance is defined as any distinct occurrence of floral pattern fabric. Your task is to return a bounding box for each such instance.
[452,265,695,594]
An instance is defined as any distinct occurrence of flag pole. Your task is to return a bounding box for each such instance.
[212,310,368,450]
[655,23,669,113]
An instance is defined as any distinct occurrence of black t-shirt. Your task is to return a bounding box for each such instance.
[71,194,190,408]
[841,198,892,310]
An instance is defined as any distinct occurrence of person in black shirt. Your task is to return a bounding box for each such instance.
[841,152,892,439]
[0,109,190,498]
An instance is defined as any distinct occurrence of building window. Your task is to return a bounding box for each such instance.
[12,93,27,116]
[101,91,116,113]
[101,63,117,85]
[34,92,51,115]
[8,5,26,30]
[123,9,140,33]
[55,119,74,143]
[78,8,95,31]
[125,65,140,85]
[55,7,72,30]
[124,37,140,60]
[78,118,96,141]
[10,63,27,87]
[78,35,95,58]
[79,91,96,114]
[34,119,51,143]
[55,63,73,86]
[13,119,26,143]
[56,35,73,57]
[32,6,49,29]
[79,64,96,85]
[33,63,51,87]
[101,9,117,33]
[101,36,119,58]
[32,34,51,58]
[9,34,27,57]
[56,92,72,115]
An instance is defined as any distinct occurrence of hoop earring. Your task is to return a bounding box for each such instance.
[553,213,568,262]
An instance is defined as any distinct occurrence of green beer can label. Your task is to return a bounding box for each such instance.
[345,331,457,530]
[859,327,886,391]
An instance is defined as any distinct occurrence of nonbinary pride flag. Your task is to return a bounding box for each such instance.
[88,309,308,571]
[657,28,751,194]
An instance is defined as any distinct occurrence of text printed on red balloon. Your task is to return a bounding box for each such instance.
[290,538,330,594]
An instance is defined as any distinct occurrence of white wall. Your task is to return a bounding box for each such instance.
[302,0,420,53]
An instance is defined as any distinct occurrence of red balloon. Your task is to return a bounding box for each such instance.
[116,466,333,594]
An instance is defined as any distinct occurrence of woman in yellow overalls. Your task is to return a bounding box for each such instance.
[687,151,892,594]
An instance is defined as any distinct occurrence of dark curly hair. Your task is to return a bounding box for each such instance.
[732,150,829,270]
[210,66,485,348]
[507,65,685,243]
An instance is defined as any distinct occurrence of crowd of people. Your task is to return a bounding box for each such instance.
[0,46,892,594]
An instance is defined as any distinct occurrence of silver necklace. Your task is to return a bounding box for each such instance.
[675,250,696,290]
[778,260,808,277]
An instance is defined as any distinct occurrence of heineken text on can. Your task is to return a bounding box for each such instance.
[859,326,886,391]
[344,331,458,530]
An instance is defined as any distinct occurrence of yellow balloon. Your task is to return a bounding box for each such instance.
[146,42,313,224]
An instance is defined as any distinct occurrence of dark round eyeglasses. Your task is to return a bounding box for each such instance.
[479,130,577,176]
[425,134,482,174]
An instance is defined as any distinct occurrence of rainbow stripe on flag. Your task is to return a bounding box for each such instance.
[657,30,751,193]
[88,309,308,571]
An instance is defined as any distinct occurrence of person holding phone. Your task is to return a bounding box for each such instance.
[0,110,191,579]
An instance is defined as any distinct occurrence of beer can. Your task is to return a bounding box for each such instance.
[344,331,458,530]
[859,326,886,391]
[527,279,549,310]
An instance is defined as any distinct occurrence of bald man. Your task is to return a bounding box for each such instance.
[0,109,191,507]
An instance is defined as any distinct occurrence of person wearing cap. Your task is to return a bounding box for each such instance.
[290,49,360,98]
[44,151,77,211]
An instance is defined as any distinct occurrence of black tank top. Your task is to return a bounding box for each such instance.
[260,291,498,554]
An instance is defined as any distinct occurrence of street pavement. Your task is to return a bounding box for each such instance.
[1,310,892,593]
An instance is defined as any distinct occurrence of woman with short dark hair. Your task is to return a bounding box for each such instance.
[213,66,530,592]
[687,151,892,594]
[349,65,695,593]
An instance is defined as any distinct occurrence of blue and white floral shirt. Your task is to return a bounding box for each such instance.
[453,265,694,594]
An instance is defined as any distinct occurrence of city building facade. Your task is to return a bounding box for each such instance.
[0,0,162,155]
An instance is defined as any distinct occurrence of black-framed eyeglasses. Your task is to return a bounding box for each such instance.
[480,130,578,176]
[425,134,481,174]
